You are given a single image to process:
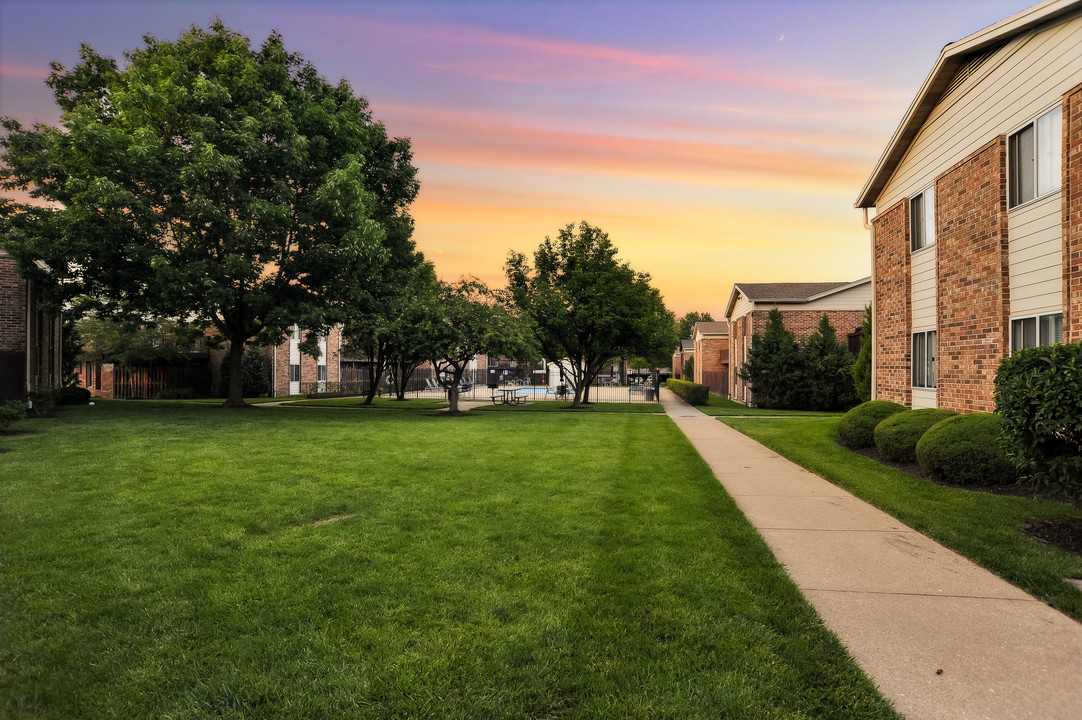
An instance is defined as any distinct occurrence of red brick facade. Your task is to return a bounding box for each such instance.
[0,252,61,400]
[872,200,912,407]
[1065,83,1082,343]
[935,138,1010,412]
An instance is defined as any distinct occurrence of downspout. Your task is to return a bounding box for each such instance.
[272,342,277,398]
[863,207,877,401]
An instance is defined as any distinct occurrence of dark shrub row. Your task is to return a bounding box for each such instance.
[666,379,709,405]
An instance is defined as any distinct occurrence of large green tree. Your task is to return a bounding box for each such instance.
[851,305,873,403]
[799,313,857,411]
[428,277,535,416]
[676,311,714,340]
[0,22,417,406]
[505,221,676,408]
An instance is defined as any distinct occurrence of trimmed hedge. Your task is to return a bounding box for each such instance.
[838,400,907,448]
[995,341,1082,499]
[915,413,1016,486]
[666,379,709,405]
[874,408,958,463]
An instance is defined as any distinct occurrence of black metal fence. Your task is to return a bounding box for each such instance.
[300,367,664,403]
[114,365,212,399]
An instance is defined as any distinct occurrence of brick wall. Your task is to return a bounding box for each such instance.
[694,336,728,382]
[0,255,27,353]
[1065,83,1082,343]
[936,137,1010,413]
[872,200,912,407]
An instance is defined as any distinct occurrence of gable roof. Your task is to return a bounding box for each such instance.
[693,321,729,337]
[680,339,695,352]
[856,0,1082,208]
[724,277,871,319]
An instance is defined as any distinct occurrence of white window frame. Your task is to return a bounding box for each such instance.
[317,364,328,382]
[910,185,935,252]
[289,364,301,382]
[1008,105,1062,210]
[912,330,936,389]
[1010,312,1063,353]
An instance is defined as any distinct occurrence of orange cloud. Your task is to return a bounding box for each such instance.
[0,63,47,80]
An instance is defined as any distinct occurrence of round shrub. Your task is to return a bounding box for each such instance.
[915,413,1016,486]
[59,386,92,405]
[838,400,908,448]
[874,408,958,463]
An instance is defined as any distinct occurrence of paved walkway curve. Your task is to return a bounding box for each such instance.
[659,388,1082,720]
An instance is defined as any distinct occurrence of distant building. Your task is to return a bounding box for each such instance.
[725,280,870,405]
[0,250,62,401]
[692,321,729,396]
[671,338,694,379]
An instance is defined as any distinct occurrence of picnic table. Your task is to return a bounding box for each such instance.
[491,388,528,406]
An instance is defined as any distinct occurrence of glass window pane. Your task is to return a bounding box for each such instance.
[1037,107,1062,197]
[1010,125,1035,207]
[910,194,924,250]
[928,331,937,389]
[1040,313,1064,346]
[924,186,935,247]
[1011,319,1023,353]
[912,333,925,387]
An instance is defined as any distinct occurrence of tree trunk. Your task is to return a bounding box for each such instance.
[223,339,247,408]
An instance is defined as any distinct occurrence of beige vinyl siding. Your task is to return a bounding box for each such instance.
[877,10,1082,210]
[912,387,937,410]
[911,246,937,329]
[800,285,872,312]
[1009,191,1064,316]
[728,294,754,322]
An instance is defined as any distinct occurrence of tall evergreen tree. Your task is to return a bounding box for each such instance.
[852,305,873,403]
[801,313,857,411]
[738,307,800,409]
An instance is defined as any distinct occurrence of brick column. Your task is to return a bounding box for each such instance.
[935,137,1009,413]
[872,200,912,407]
[1064,83,1082,343]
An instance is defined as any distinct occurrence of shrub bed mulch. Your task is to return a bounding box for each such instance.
[847,443,1082,558]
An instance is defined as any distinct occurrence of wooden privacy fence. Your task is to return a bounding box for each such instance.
[700,370,728,398]
[113,365,212,399]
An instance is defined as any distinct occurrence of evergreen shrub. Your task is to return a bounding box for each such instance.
[666,379,709,405]
[874,408,958,463]
[837,400,907,448]
[995,342,1082,499]
[915,413,1015,486]
[220,348,272,398]
[0,400,27,432]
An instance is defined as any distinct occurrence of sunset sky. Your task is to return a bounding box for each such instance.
[0,0,1031,318]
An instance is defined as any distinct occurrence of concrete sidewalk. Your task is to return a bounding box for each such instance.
[659,389,1082,720]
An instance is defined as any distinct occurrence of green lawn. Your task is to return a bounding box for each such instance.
[699,394,845,417]
[473,401,663,413]
[722,415,1082,621]
[1,401,898,719]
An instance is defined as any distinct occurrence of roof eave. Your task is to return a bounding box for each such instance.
[855,0,1082,209]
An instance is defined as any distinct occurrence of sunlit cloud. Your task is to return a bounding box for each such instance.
[0,63,48,80]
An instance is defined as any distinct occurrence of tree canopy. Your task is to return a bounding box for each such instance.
[0,21,418,406]
[505,221,676,407]
[428,277,535,416]
[676,311,714,340]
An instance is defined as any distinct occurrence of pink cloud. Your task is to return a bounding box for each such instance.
[0,63,48,80]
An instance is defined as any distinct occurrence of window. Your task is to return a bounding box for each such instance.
[1011,312,1063,353]
[290,325,300,341]
[289,364,301,382]
[910,186,935,251]
[1009,106,1061,209]
[912,330,936,389]
[317,364,327,382]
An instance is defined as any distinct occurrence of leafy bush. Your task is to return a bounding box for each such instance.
[666,379,709,405]
[683,356,694,380]
[0,400,27,432]
[219,347,272,398]
[915,413,1016,486]
[995,342,1082,498]
[874,408,958,463]
[837,400,907,448]
[157,387,197,400]
[26,387,59,417]
[59,386,92,405]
